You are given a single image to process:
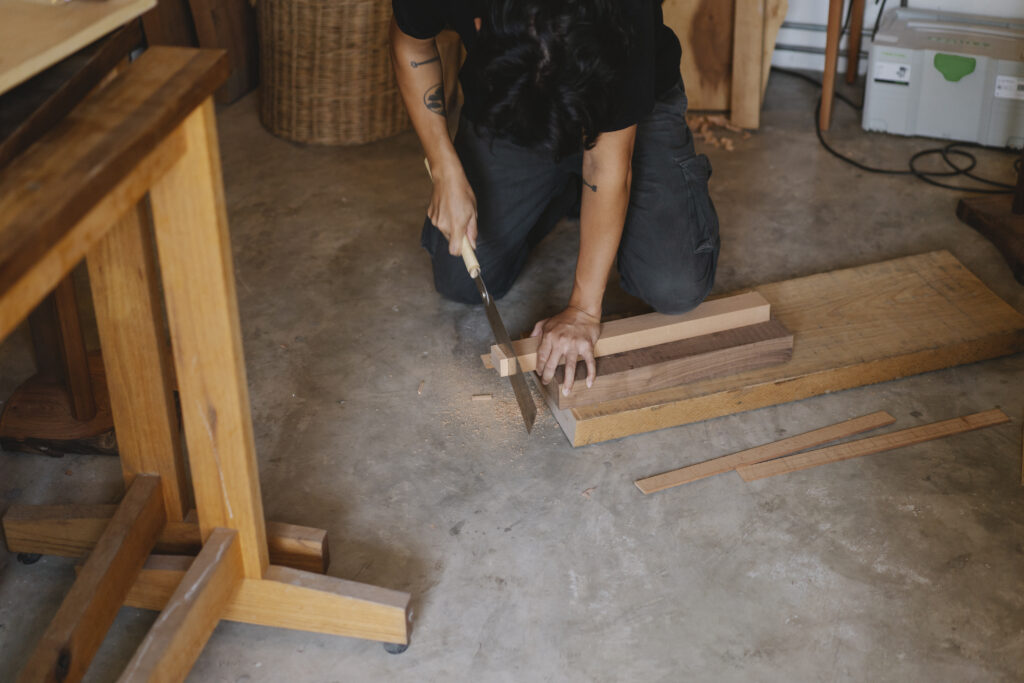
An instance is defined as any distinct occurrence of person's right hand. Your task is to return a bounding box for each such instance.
[428,165,478,256]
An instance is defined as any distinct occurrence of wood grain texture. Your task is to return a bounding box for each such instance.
[760,0,787,101]
[736,409,1011,481]
[140,0,198,48]
[121,558,412,645]
[550,252,1024,447]
[119,528,242,683]
[0,22,143,169]
[0,47,229,340]
[17,475,165,683]
[489,292,771,376]
[150,100,269,578]
[635,410,896,493]
[730,0,765,129]
[88,203,189,520]
[0,0,154,95]
[957,195,1024,285]
[2,504,329,573]
[663,0,734,110]
[546,320,793,409]
[845,0,866,84]
[52,276,96,422]
[819,0,844,130]
[188,0,258,103]
[0,352,114,452]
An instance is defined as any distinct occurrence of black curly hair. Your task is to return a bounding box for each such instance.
[469,0,630,159]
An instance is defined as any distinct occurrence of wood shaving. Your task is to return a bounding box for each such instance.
[686,114,752,151]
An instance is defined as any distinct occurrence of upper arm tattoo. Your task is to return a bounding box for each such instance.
[423,83,446,116]
[582,177,598,193]
[411,56,441,68]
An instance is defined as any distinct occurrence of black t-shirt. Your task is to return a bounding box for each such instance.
[392,0,682,133]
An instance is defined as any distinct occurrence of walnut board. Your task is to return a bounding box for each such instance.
[544,320,793,409]
[543,251,1024,447]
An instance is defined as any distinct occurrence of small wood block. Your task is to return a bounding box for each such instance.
[635,410,896,494]
[121,558,412,645]
[488,291,771,376]
[18,475,165,683]
[546,252,1024,447]
[0,351,116,456]
[544,320,793,410]
[2,505,330,574]
[119,528,243,683]
[956,195,1024,285]
[736,409,1011,481]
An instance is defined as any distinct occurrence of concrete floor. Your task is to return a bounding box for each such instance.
[2,73,1023,682]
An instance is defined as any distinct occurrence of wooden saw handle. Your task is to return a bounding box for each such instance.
[461,236,480,278]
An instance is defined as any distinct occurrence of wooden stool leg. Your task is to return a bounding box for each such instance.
[149,99,269,578]
[845,0,866,84]
[88,201,190,521]
[17,476,164,683]
[820,0,844,131]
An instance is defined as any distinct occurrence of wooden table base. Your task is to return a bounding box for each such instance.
[0,351,116,456]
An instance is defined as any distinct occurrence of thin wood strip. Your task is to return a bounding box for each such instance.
[635,410,895,494]
[17,475,165,683]
[2,504,329,573]
[736,409,1011,481]
[489,291,771,376]
[118,528,242,683]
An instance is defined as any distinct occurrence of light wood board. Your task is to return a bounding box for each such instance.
[636,410,896,493]
[0,0,155,95]
[545,320,793,409]
[545,252,1024,447]
[736,409,1010,481]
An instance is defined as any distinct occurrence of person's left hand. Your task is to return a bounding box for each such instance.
[531,306,601,396]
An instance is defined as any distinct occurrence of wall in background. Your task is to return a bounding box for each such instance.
[771,0,1024,76]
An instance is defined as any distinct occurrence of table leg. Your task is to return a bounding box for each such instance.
[820,0,844,131]
[845,0,866,85]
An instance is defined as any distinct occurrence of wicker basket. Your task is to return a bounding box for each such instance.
[258,0,410,145]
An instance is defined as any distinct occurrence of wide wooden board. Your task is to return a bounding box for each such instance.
[545,320,793,409]
[547,251,1024,447]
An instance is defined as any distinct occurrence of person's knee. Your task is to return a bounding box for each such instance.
[625,251,718,315]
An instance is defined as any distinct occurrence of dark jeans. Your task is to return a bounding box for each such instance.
[421,81,720,315]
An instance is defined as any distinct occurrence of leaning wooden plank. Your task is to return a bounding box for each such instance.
[488,291,771,376]
[730,0,765,129]
[2,505,329,573]
[635,410,896,494]
[119,528,242,683]
[151,99,269,578]
[17,475,165,683]
[121,559,412,645]
[188,0,258,103]
[0,47,229,339]
[736,409,1011,482]
[89,203,189,521]
[547,320,793,409]
[553,252,1024,447]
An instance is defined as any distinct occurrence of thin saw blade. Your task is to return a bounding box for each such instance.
[473,275,536,432]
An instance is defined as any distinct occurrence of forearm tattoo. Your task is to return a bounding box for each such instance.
[582,177,598,193]
[411,56,441,68]
[424,83,446,116]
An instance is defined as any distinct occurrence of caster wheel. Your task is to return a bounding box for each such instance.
[383,642,408,655]
[17,553,42,565]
